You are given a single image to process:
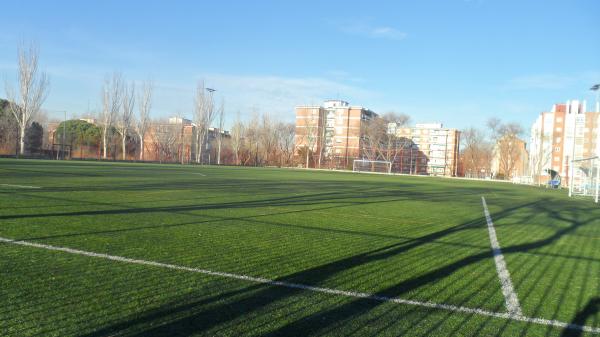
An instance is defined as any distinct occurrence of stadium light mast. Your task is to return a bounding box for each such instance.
[205,88,216,164]
[593,85,600,202]
[591,84,600,112]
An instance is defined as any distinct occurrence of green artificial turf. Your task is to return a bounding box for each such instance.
[0,159,598,336]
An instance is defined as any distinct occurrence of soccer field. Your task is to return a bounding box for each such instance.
[1,159,598,336]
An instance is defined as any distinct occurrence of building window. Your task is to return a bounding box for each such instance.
[555,147,560,152]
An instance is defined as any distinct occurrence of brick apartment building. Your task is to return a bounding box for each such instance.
[143,117,196,163]
[390,123,461,176]
[294,100,377,168]
[529,100,600,186]
[490,136,529,179]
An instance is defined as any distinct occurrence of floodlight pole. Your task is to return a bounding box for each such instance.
[568,102,578,196]
[591,84,600,112]
[205,87,216,165]
[591,85,600,202]
[62,110,66,159]
[595,159,599,203]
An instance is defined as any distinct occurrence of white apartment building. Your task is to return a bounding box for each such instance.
[529,100,600,186]
[393,123,460,176]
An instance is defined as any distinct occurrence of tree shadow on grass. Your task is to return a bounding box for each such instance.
[560,298,599,337]
[75,199,599,337]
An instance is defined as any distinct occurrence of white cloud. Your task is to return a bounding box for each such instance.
[505,71,600,90]
[155,73,378,125]
[368,27,408,40]
[337,21,408,41]
[505,74,575,90]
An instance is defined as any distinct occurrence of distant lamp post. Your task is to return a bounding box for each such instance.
[204,88,216,164]
[591,84,600,112]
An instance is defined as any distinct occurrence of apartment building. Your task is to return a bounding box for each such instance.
[490,136,529,179]
[392,123,460,176]
[529,100,600,185]
[294,100,377,168]
[143,117,196,163]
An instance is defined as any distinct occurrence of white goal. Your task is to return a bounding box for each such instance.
[569,157,599,203]
[352,159,392,174]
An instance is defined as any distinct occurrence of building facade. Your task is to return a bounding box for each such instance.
[490,136,529,179]
[529,100,600,186]
[392,123,460,176]
[295,100,377,168]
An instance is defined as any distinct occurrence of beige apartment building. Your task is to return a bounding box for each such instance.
[529,100,600,186]
[391,123,460,176]
[490,136,529,179]
[295,100,377,168]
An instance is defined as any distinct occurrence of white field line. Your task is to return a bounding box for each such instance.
[0,237,598,334]
[481,196,523,318]
[191,173,206,176]
[0,183,41,189]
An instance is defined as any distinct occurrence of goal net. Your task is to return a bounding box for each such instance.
[352,159,392,174]
[569,157,599,203]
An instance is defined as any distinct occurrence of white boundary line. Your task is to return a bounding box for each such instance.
[0,236,598,334]
[0,183,42,189]
[481,196,523,318]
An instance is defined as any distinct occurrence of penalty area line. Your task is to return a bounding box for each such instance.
[0,183,42,189]
[0,236,598,334]
[481,196,523,318]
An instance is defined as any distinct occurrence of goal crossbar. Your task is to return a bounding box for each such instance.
[352,159,392,174]
[569,156,599,203]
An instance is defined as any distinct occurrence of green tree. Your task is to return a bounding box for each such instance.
[0,98,19,153]
[25,122,43,153]
[55,120,102,147]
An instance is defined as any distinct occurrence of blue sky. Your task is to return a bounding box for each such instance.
[0,0,598,132]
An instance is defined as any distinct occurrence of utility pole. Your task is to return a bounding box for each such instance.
[205,87,216,165]
[591,84,600,112]
[591,85,600,203]
[62,110,66,159]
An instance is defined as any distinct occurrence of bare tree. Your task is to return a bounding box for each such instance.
[5,43,49,155]
[244,113,260,166]
[361,117,386,163]
[101,72,123,159]
[116,81,135,160]
[216,99,225,165]
[276,122,295,167]
[193,81,216,164]
[136,80,153,161]
[150,119,180,163]
[382,111,410,127]
[461,127,493,178]
[230,111,244,165]
[300,109,319,168]
[379,112,411,164]
[259,114,278,165]
[487,119,524,179]
[193,82,204,163]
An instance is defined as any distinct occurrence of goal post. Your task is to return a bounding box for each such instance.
[352,159,392,174]
[569,156,599,203]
